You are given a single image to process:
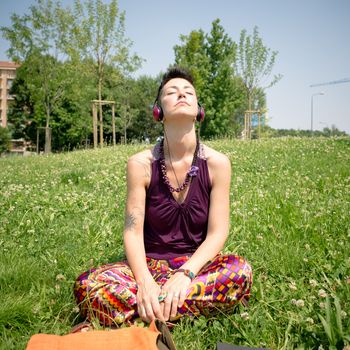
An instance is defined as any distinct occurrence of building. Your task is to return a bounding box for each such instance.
[0,61,20,128]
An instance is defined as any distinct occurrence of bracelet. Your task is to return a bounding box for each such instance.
[173,268,195,281]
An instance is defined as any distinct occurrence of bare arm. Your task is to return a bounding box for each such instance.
[161,148,231,320]
[181,149,231,273]
[123,152,164,322]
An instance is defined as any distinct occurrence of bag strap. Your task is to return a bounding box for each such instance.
[153,319,177,350]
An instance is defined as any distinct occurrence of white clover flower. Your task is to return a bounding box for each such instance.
[295,299,305,308]
[340,310,347,318]
[318,289,327,298]
[289,282,297,291]
[306,317,314,325]
[73,306,80,313]
[319,302,326,309]
[56,274,66,281]
[240,312,249,320]
[309,279,318,288]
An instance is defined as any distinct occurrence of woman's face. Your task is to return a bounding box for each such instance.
[160,78,198,121]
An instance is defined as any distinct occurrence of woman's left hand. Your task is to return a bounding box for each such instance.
[160,272,191,321]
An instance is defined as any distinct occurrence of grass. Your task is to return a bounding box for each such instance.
[0,137,349,349]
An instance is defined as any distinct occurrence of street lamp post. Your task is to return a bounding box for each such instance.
[311,92,324,134]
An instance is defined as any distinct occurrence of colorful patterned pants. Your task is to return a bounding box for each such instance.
[74,254,252,326]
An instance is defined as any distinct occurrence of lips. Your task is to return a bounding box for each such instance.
[175,101,190,106]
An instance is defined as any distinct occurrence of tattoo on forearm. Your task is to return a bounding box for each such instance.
[125,213,136,230]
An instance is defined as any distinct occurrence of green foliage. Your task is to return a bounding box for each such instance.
[2,6,284,148]
[119,75,162,142]
[7,67,35,141]
[7,57,93,152]
[68,0,143,110]
[261,126,348,138]
[237,26,282,110]
[2,0,143,152]
[0,138,349,349]
[0,127,11,155]
[1,0,78,153]
[174,19,247,138]
[318,297,350,349]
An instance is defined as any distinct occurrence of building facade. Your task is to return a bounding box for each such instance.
[0,61,20,128]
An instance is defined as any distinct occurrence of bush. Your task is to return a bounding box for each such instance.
[0,127,11,155]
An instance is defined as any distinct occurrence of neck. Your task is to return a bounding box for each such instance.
[163,123,197,161]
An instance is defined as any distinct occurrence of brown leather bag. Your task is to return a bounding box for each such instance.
[26,319,176,350]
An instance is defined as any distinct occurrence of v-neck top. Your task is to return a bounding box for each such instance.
[144,143,212,259]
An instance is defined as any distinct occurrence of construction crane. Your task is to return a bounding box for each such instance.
[310,78,350,87]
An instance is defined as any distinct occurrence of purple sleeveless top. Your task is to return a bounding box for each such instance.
[144,144,211,259]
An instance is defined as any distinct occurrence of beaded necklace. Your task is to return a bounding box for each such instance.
[159,139,200,193]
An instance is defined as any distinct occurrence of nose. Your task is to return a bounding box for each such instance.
[178,90,186,99]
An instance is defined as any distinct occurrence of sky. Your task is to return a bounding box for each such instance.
[1,0,349,134]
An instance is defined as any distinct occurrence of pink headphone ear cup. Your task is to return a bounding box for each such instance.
[153,104,163,121]
[197,105,205,122]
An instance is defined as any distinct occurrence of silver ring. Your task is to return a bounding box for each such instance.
[173,293,179,298]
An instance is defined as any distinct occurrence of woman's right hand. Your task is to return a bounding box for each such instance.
[136,276,165,323]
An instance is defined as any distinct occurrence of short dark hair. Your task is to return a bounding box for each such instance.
[155,66,195,101]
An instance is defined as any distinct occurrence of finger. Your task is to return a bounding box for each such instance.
[163,295,173,321]
[151,298,165,321]
[138,304,148,322]
[170,292,180,318]
[160,301,165,317]
[144,303,156,322]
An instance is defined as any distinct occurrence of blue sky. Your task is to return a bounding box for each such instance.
[1,0,349,133]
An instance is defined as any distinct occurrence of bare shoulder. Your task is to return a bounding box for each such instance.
[127,147,154,178]
[201,144,231,185]
[128,148,153,166]
[202,144,231,169]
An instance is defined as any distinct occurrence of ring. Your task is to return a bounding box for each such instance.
[158,292,167,302]
[173,293,179,298]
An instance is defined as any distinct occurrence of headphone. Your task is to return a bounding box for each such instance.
[153,100,205,122]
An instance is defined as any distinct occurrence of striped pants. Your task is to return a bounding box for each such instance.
[74,254,252,326]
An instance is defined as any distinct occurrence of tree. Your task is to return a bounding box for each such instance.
[1,0,73,153]
[7,67,35,141]
[130,75,161,142]
[67,0,143,147]
[174,30,210,94]
[2,0,143,151]
[236,26,282,112]
[174,19,247,138]
[0,127,11,155]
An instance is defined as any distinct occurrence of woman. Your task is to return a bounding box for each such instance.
[74,66,252,326]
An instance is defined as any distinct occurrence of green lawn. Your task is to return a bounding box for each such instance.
[0,137,349,349]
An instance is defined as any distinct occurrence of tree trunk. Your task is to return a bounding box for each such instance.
[248,91,252,112]
[98,77,103,147]
[44,105,51,153]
